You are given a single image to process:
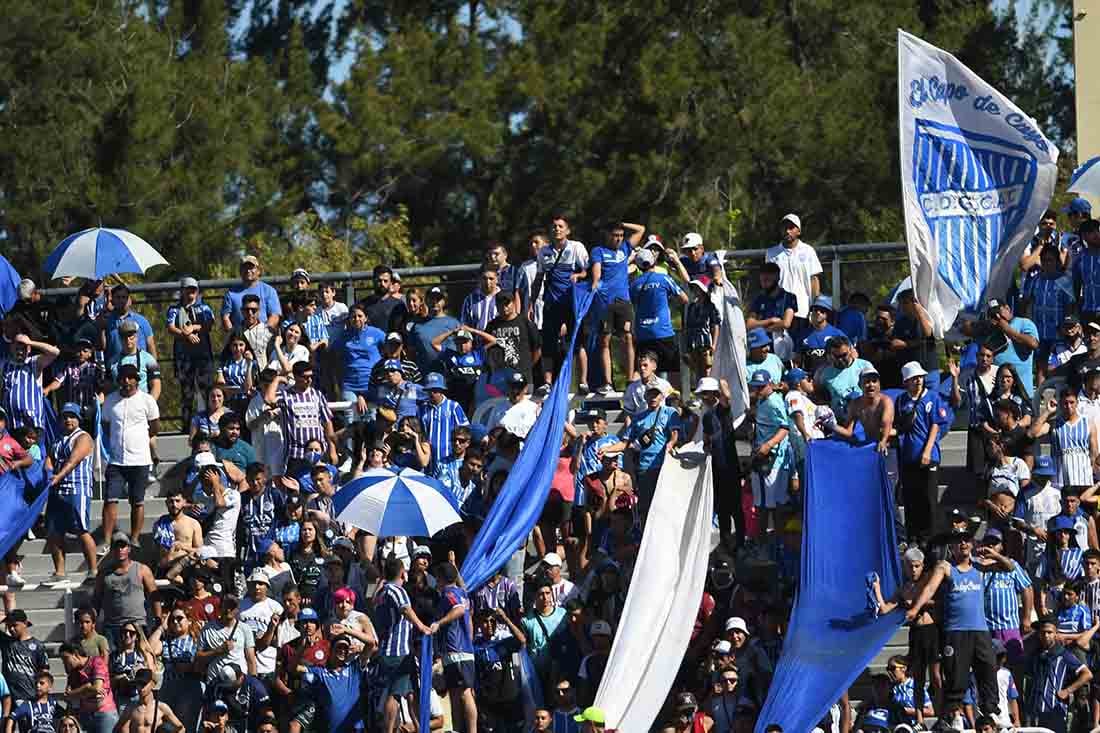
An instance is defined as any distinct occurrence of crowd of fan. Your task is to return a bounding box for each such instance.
[0,202,1097,733]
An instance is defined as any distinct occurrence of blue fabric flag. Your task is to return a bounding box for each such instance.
[460,285,595,592]
[0,461,51,562]
[419,635,434,733]
[0,255,21,319]
[755,441,903,733]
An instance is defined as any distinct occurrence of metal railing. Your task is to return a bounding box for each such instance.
[37,242,911,427]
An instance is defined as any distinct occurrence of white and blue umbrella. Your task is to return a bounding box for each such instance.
[45,228,169,280]
[1068,156,1100,200]
[333,467,461,537]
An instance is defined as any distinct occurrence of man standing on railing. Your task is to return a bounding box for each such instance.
[589,221,644,394]
[765,213,822,335]
[167,277,216,428]
[484,241,528,314]
[222,255,282,332]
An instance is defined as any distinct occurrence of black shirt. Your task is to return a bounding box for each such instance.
[485,314,541,384]
[0,635,50,702]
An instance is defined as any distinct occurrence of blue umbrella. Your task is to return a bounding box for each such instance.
[45,227,169,280]
[333,467,461,537]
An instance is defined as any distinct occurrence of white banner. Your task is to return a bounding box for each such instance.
[711,278,749,428]
[593,444,714,731]
[898,29,1059,336]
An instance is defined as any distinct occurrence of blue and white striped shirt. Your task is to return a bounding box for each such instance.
[983,561,1031,630]
[219,357,255,393]
[418,398,469,475]
[1022,274,1075,341]
[161,634,198,682]
[1038,547,1085,583]
[50,429,92,498]
[1026,646,1086,715]
[1073,248,1100,314]
[1,356,45,431]
[1056,602,1092,634]
[460,289,498,332]
[303,313,328,346]
[573,434,621,507]
[278,387,333,463]
[375,582,413,657]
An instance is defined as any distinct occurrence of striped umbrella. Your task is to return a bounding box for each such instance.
[333,467,462,537]
[45,228,169,280]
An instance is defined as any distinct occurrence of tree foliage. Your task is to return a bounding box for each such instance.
[0,0,1078,282]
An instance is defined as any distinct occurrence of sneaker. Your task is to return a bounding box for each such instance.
[148,464,158,482]
[5,571,26,587]
[96,545,110,557]
[596,384,614,397]
[83,571,98,584]
[577,383,590,396]
[534,385,550,399]
[43,574,69,587]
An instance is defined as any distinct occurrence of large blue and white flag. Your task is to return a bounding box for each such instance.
[898,30,1059,336]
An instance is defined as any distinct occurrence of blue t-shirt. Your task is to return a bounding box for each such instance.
[624,405,681,471]
[442,349,483,386]
[896,388,950,465]
[679,251,720,279]
[753,392,790,450]
[437,584,474,656]
[993,316,1039,397]
[221,281,283,329]
[376,380,425,419]
[591,243,633,303]
[746,353,784,385]
[333,325,386,393]
[536,241,589,305]
[749,289,797,323]
[103,312,154,363]
[411,316,461,373]
[306,662,369,732]
[835,307,868,344]
[944,565,988,632]
[630,272,685,342]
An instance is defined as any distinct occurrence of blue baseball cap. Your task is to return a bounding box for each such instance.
[1063,197,1093,216]
[297,607,320,625]
[747,327,770,349]
[863,708,890,730]
[783,367,807,385]
[60,402,82,418]
[423,372,447,391]
[748,369,771,389]
[1033,455,1056,477]
[468,423,489,443]
[383,359,403,372]
[810,295,834,312]
[1052,515,1076,532]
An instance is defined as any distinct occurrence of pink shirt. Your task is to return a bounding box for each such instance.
[68,655,116,714]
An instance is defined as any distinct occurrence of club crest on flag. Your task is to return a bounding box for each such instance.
[912,119,1039,310]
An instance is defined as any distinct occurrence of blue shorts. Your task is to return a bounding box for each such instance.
[377,654,416,698]
[105,464,149,505]
[443,659,476,690]
[46,492,92,536]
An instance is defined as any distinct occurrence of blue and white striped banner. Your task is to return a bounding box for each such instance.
[898,30,1058,335]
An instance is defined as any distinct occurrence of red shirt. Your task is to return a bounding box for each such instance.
[68,655,116,714]
[279,636,331,689]
[0,434,27,467]
[549,453,575,502]
[177,595,221,624]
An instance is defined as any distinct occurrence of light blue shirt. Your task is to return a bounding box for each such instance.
[993,316,1039,396]
[818,357,874,418]
[746,353,784,385]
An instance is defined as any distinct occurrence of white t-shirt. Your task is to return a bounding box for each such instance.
[245,392,285,471]
[203,488,242,558]
[200,620,255,684]
[785,391,824,439]
[102,390,160,466]
[988,457,1031,497]
[238,596,285,674]
[1024,483,1062,530]
[765,241,823,318]
[498,399,539,439]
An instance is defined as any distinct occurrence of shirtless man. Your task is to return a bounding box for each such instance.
[153,487,203,584]
[118,669,184,733]
[873,546,940,728]
[832,365,895,454]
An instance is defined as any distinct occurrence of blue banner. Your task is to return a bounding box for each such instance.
[755,441,903,732]
[0,255,20,319]
[0,461,51,562]
[460,285,595,592]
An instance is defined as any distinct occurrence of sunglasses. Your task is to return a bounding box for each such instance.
[242,307,259,313]
[722,677,739,685]
[123,629,138,636]
[170,615,186,622]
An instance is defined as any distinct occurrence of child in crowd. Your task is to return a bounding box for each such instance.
[887,654,934,727]
[1016,456,1062,571]
[216,332,257,414]
[684,280,720,380]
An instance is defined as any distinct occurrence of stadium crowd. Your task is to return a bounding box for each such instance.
[0,202,1097,733]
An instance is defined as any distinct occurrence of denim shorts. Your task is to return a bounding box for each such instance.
[105,464,150,505]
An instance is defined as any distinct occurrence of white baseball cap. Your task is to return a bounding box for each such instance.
[247,569,270,586]
[901,361,928,382]
[193,451,221,469]
[635,249,657,268]
[781,213,802,229]
[695,377,720,394]
[724,617,749,635]
[681,232,704,250]
[543,552,563,568]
